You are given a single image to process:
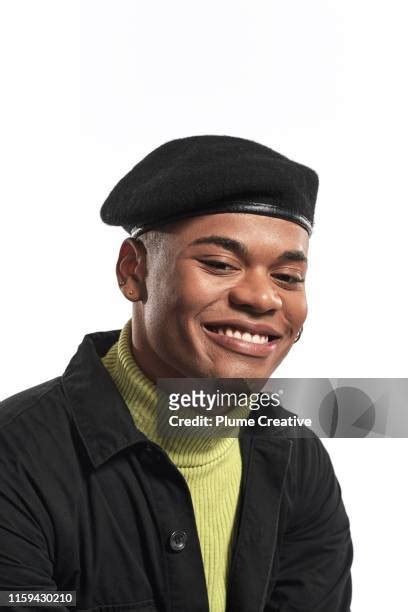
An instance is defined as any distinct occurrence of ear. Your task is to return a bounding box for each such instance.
[116,238,147,302]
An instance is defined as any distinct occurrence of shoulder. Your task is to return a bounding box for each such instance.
[0,377,72,461]
[0,377,63,426]
[286,433,334,488]
[280,431,346,529]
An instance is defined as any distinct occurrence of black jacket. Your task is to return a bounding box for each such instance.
[0,329,352,612]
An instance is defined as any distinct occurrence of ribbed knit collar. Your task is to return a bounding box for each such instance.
[102,320,249,468]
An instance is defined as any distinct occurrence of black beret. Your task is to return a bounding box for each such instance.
[100,135,319,236]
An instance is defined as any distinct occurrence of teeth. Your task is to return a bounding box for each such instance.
[213,326,270,344]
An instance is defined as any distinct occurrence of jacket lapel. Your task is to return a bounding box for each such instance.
[227,434,292,612]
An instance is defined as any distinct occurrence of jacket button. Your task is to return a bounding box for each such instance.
[168,530,188,552]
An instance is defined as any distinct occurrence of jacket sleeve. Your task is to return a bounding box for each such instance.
[265,437,353,612]
[0,454,70,612]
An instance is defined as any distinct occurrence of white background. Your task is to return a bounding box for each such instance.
[0,1,407,609]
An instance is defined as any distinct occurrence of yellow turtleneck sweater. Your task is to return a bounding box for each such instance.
[101,320,243,612]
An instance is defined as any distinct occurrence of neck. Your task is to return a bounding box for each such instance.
[130,343,184,383]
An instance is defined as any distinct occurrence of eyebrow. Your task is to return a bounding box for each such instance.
[189,236,249,258]
[188,235,308,263]
[275,250,308,264]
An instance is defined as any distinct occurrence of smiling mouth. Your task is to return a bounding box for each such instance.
[201,323,283,359]
[204,324,277,345]
[202,323,281,358]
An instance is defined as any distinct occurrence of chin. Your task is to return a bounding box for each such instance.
[205,362,277,380]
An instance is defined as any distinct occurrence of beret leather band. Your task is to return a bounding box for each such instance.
[130,201,313,238]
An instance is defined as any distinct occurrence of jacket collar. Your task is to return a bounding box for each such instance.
[62,329,149,468]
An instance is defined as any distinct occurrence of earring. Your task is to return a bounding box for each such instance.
[128,289,134,295]
[119,280,125,287]
[294,327,303,343]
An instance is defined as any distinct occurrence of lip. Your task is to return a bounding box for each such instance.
[201,319,283,358]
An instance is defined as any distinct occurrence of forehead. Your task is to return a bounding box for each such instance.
[165,213,309,254]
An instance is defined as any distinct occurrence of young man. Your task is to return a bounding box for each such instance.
[0,136,352,611]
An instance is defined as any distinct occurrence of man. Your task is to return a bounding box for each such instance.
[0,136,352,611]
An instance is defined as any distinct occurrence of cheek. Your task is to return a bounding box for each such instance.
[170,265,225,311]
[285,292,308,326]
[142,269,177,333]
[144,266,218,331]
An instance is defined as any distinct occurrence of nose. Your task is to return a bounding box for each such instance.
[228,269,283,313]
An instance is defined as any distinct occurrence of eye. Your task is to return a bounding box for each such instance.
[198,259,238,272]
[273,273,305,285]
